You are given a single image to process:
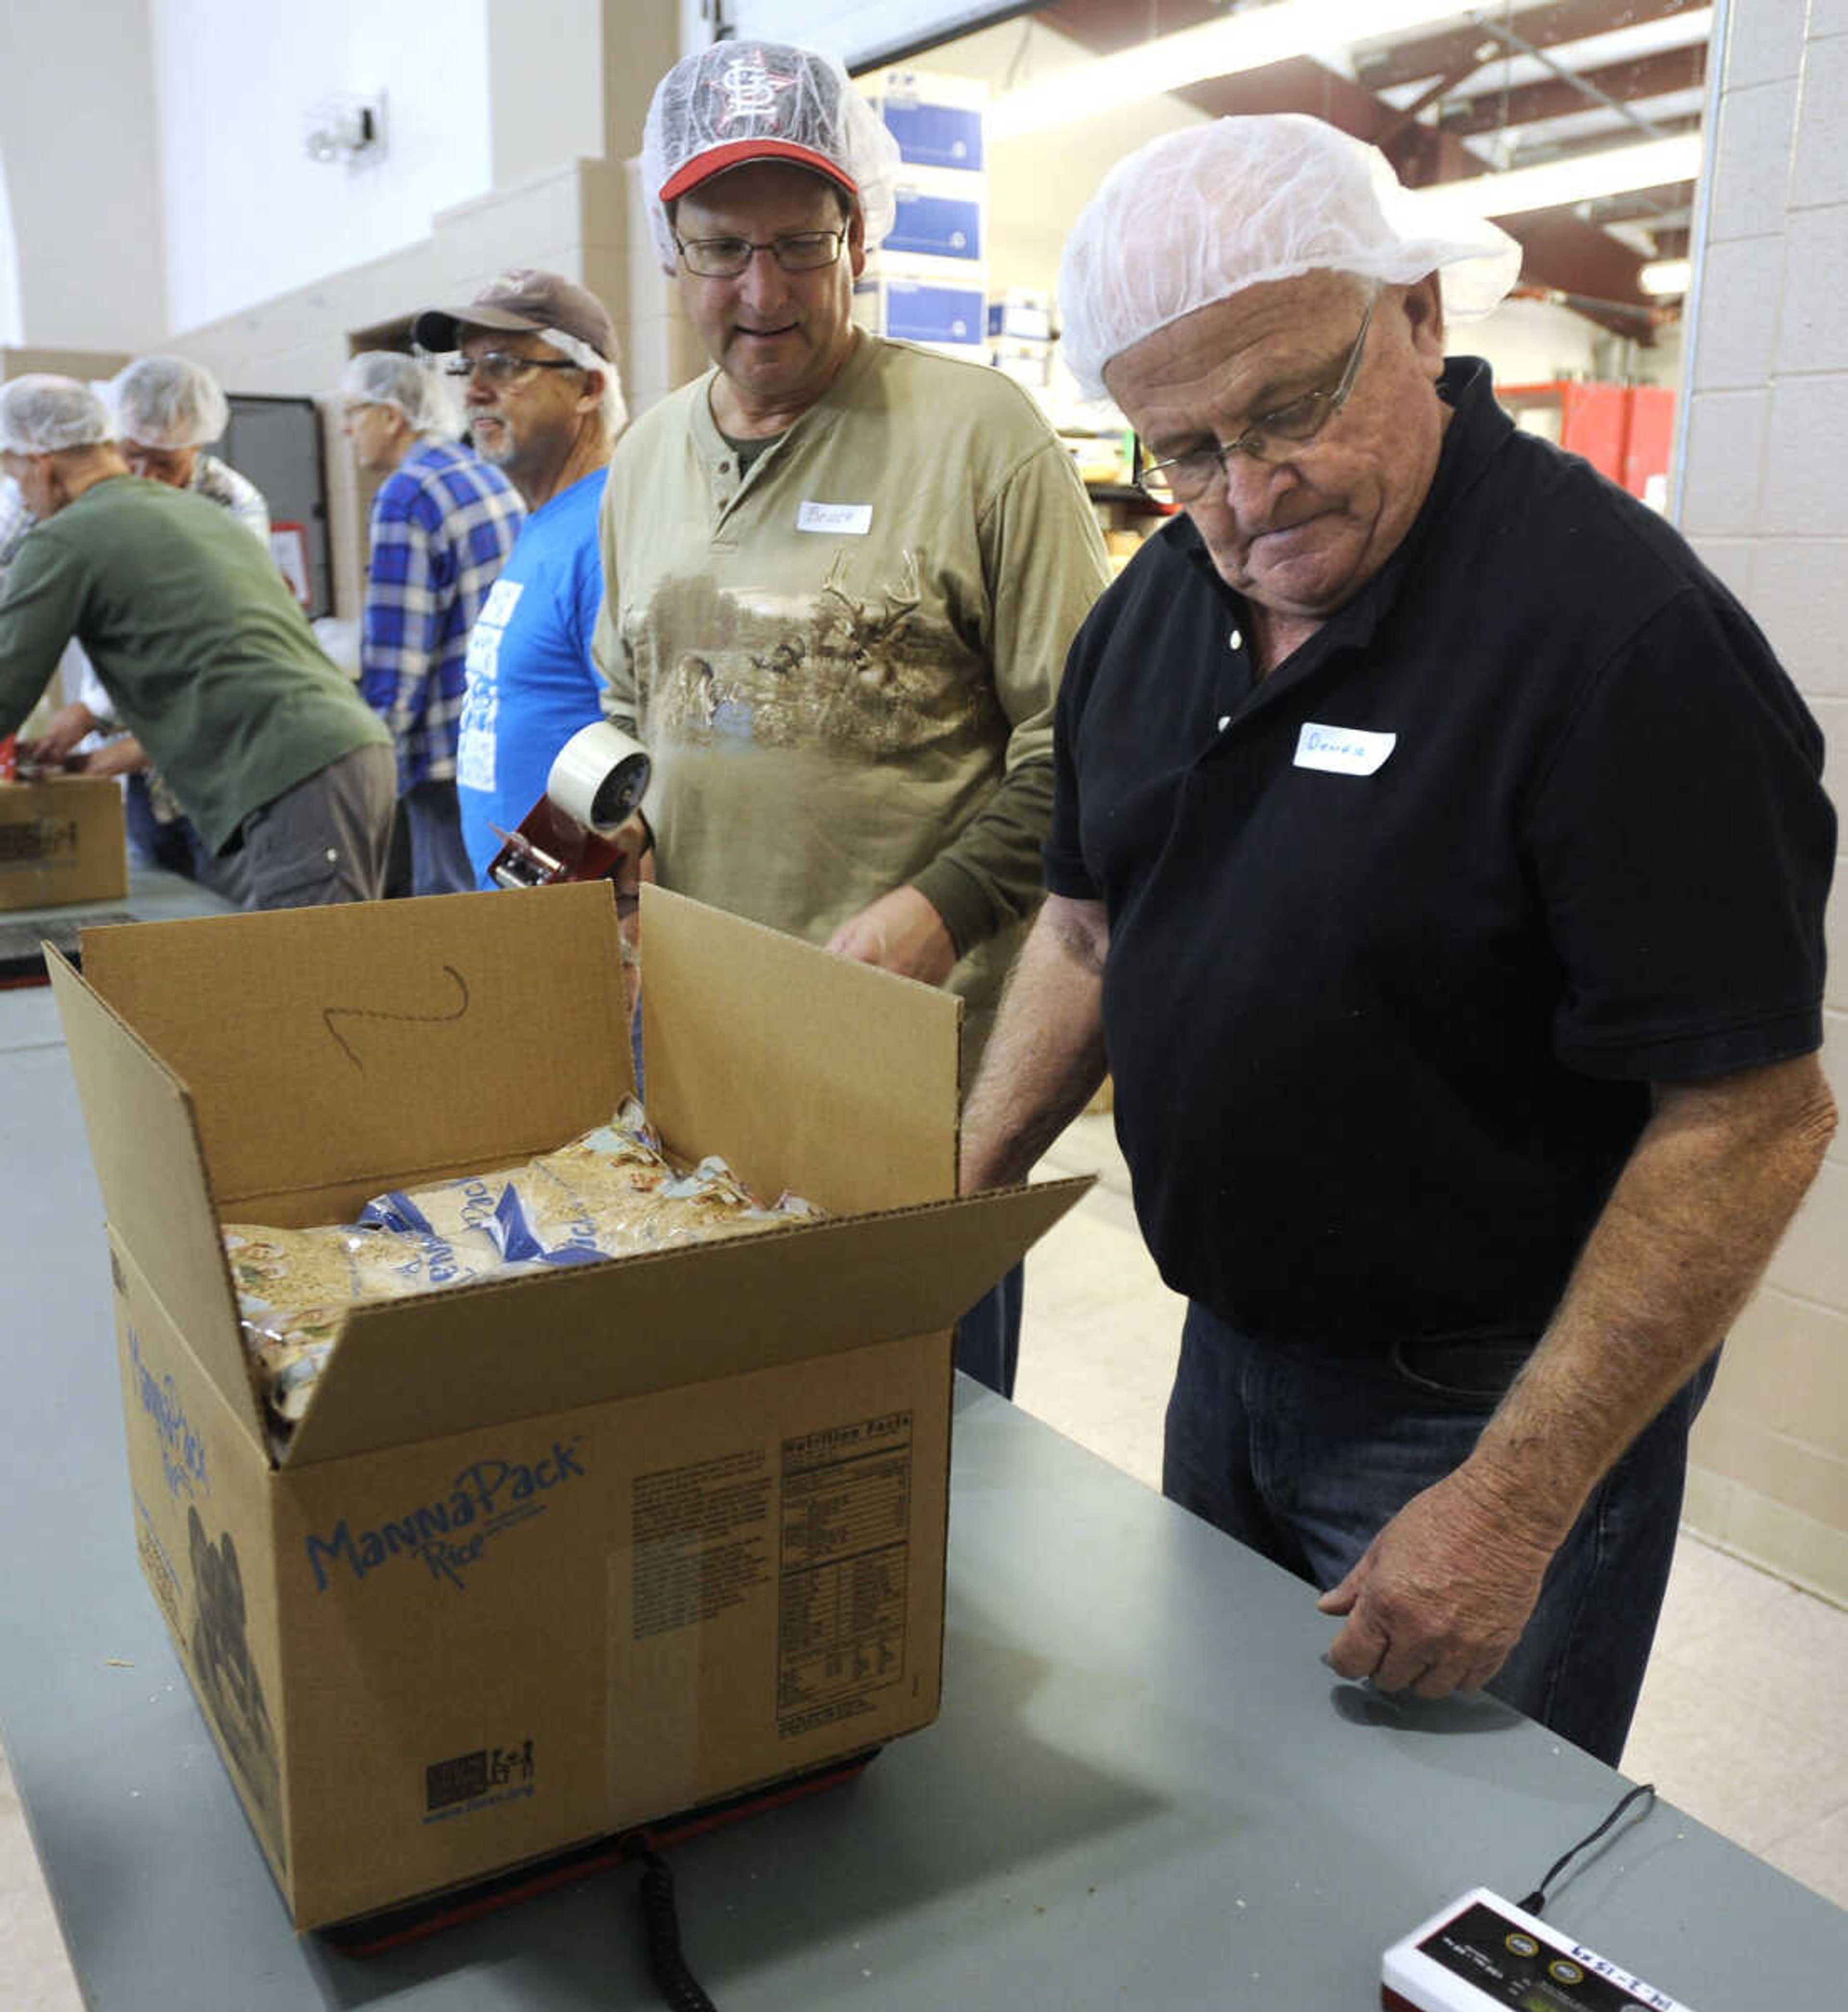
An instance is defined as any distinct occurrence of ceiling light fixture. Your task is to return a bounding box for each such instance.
[1440,133,1705,218]
[1638,257,1694,296]
[988,0,1478,140]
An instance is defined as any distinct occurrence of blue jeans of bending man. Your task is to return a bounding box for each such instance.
[953,1263,1023,1399]
[1163,1303,1718,1768]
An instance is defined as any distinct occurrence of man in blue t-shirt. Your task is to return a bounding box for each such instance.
[411,271,627,886]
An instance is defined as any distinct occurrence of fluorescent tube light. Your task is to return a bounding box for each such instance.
[989,0,1479,140]
[1638,257,1693,295]
[1441,134,1705,218]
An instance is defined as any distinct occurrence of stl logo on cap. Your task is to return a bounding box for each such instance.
[707,50,798,133]
[484,270,531,298]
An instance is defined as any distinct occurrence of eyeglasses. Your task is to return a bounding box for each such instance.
[442,353,583,386]
[673,230,847,279]
[1134,294,1378,506]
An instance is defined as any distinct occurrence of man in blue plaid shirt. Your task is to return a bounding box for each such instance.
[342,352,524,894]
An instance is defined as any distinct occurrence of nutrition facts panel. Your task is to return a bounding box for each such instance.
[777,1413,913,1732]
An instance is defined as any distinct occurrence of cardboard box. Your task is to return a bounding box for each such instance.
[888,170,985,262]
[49,884,1085,1930]
[864,69,987,172]
[855,276,988,346]
[988,293,1053,343]
[0,775,127,911]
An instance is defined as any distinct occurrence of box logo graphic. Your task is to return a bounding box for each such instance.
[129,1330,209,1501]
[304,1437,589,1592]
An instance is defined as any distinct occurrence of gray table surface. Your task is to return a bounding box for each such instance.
[3,995,1845,2009]
[0,866,235,1053]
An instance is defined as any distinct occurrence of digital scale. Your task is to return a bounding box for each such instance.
[1383,1888,1694,2012]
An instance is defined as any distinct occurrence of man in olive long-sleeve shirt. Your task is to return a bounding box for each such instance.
[597,47,1110,1396]
[0,377,393,909]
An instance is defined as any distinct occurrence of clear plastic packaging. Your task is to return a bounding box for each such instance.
[224,1100,822,1430]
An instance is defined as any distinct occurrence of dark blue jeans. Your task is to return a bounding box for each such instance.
[402,777,476,896]
[954,1263,1024,1399]
[1163,1303,1717,1766]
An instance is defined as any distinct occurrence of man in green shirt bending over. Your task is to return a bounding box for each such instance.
[0,376,394,909]
[597,42,1110,1397]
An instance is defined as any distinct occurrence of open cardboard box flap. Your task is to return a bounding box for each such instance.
[282,1178,1088,1465]
[52,884,1083,1467]
[45,944,264,1458]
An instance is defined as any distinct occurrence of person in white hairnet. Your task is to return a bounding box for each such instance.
[340,351,524,894]
[111,354,271,539]
[31,354,273,885]
[594,40,1110,1399]
[960,115,1835,1763]
[0,375,396,908]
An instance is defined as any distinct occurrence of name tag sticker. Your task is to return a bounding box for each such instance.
[1294,722,1397,776]
[796,500,873,536]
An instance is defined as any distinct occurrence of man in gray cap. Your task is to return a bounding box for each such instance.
[0,375,396,908]
[960,116,1835,1761]
[409,271,626,886]
[598,41,1110,1398]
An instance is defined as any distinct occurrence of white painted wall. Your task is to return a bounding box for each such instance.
[0,0,167,350]
[1673,0,1848,1599]
[150,0,496,332]
[0,151,21,348]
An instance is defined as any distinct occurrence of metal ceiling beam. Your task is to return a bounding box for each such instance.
[1438,42,1706,138]
[1024,3,1676,336]
[1353,0,1708,94]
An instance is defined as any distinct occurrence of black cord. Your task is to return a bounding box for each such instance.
[1517,1782,1657,1915]
[631,1841,719,2012]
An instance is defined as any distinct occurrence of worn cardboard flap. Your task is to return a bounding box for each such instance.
[641,885,961,1215]
[46,950,263,1453]
[281,1178,1090,1466]
[77,884,631,1218]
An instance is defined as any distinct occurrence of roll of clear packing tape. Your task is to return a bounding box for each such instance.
[545,721,652,832]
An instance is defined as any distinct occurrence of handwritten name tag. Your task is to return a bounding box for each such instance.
[1294,722,1397,776]
[796,500,873,535]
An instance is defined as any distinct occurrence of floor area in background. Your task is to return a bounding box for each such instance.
[4,1114,1844,2007]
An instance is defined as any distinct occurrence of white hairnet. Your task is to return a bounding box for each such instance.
[0,375,114,454]
[642,41,901,272]
[538,326,629,441]
[110,354,231,449]
[341,350,462,438]
[1059,115,1522,399]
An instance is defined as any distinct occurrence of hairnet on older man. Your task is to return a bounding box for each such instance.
[340,351,463,439]
[1058,115,1523,400]
[109,354,231,449]
[640,40,902,272]
[0,374,115,455]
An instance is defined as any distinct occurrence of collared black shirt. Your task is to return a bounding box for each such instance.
[1047,359,1834,1350]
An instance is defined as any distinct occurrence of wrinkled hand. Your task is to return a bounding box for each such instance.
[825,885,957,987]
[1317,1466,1560,1699]
[23,701,102,765]
[76,734,149,780]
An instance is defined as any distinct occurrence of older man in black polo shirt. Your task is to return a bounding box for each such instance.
[961,115,1836,1766]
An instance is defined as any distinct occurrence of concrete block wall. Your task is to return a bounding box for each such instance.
[1678,0,1848,1603]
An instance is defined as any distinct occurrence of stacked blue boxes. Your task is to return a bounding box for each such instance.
[856,70,988,361]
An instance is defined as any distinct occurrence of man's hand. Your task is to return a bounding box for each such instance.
[609,814,654,1024]
[22,701,102,764]
[77,734,149,780]
[826,885,958,987]
[1316,1464,1559,1699]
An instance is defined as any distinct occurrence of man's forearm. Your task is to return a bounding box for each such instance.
[960,894,1110,1191]
[1464,1053,1837,1546]
[911,759,1053,958]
